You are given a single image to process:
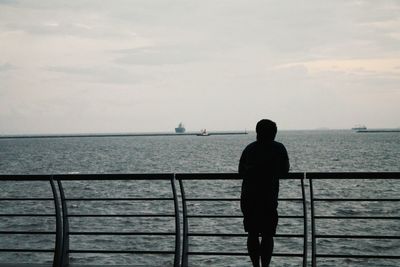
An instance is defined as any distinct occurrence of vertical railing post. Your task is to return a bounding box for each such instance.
[57,179,70,267]
[308,173,317,267]
[49,177,62,267]
[171,174,181,267]
[178,177,189,267]
[300,174,308,267]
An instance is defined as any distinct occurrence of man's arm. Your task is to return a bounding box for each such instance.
[281,145,290,175]
[238,149,246,177]
[239,146,253,177]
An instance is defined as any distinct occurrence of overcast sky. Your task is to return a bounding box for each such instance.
[1,0,399,134]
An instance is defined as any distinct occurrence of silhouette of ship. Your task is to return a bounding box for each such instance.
[175,122,186,133]
[352,124,367,131]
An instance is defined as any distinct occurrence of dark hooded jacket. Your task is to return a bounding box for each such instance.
[239,139,289,212]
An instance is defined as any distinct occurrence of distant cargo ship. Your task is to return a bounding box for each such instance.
[352,124,367,131]
[175,122,186,133]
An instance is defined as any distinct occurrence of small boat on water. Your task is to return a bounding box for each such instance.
[175,122,186,133]
[197,129,210,136]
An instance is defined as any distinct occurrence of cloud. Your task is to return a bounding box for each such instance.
[277,58,400,77]
[46,65,101,75]
[0,2,139,40]
[112,45,207,66]
[45,65,146,85]
[0,62,16,72]
[2,19,138,40]
[0,0,17,5]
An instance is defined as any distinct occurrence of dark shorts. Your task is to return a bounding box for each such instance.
[242,209,278,235]
[241,197,278,235]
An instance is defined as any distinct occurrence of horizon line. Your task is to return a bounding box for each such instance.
[0,128,376,138]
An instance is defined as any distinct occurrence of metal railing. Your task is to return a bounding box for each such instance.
[0,174,181,267]
[0,172,399,266]
[0,175,62,266]
[309,172,400,266]
[176,173,307,267]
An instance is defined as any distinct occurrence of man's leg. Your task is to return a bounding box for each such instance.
[247,232,260,267]
[260,234,274,267]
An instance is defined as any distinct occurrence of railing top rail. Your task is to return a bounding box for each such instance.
[0,173,174,180]
[176,173,239,179]
[1,172,399,181]
[0,174,53,181]
[54,173,174,180]
[175,172,304,179]
[0,173,303,181]
[306,172,400,179]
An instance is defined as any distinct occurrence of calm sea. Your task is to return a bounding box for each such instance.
[0,130,399,266]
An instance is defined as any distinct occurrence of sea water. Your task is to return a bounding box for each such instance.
[0,130,399,266]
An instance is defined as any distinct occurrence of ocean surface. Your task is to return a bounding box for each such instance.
[0,130,399,266]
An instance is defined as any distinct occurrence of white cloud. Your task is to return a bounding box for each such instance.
[277,58,400,78]
[0,62,16,71]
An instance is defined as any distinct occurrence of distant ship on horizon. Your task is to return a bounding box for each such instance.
[197,129,210,136]
[175,122,186,133]
[352,124,367,131]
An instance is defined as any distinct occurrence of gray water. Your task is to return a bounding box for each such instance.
[1,130,400,174]
[0,130,399,266]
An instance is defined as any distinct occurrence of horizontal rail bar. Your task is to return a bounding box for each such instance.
[315,216,400,220]
[176,173,240,180]
[67,214,175,217]
[187,215,241,218]
[176,172,304,180]
[1,172,399,180]
[68,250,175,254]
[0,214,55,217]
[187,215,303,219]
[306,172,400,179]
[313,198,400,201]
[69,232,175,236]
[185,198,303,201]
[54,174,174,180]
[187,251,304,257]
[316,234,400,239]
[186,198,240,201]
[316,254,400,259]
[0,173,175,181]
[188,233,304,238]
[0,175,52,180]
[0,249,54,253]
[65,198,173,201]
[0,231,55,235]
[0,198,53,201]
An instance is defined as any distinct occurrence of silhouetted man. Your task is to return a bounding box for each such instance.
[239,119,289,267]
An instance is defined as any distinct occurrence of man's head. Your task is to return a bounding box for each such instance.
[256,119,277,141]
